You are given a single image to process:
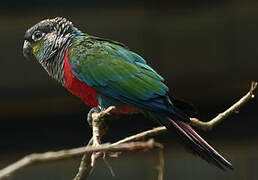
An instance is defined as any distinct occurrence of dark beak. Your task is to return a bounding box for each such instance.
[23,40,34,60]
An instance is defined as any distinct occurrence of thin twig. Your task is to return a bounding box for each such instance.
[92,126,167,164]
[0,140,160,180]
[112,126,167,146]
[157,148,164,180]
[73,138,93,180]
[190,81,257,131]
[103,154,116,177]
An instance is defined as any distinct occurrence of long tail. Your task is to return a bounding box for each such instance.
[151,113,233,170]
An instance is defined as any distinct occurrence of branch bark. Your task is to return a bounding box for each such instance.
[0,139,161,180]
[73,81,257,180]
[190,81,257,131]
[0,82,256,180]
[73,138,93,180]
[74,106,116,180]
[157,148,164,180]
[91,106,115,167]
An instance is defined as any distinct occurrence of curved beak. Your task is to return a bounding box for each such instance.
[23,40,33,60]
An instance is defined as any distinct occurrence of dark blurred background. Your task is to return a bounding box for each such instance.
[0,0,258,179]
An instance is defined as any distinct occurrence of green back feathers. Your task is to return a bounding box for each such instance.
[68,35,170,110]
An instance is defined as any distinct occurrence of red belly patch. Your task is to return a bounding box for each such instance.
[64,48,98,107]
[63,48,137,114]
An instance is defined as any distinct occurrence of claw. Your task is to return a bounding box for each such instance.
[87,106,101,127]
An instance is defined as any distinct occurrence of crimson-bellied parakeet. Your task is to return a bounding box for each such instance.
[23,17,233,170]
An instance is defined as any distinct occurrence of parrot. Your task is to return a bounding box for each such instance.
[23,17,233,170]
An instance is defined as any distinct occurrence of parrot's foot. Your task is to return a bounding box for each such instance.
[87,106,101,127]
[90,106,116,167]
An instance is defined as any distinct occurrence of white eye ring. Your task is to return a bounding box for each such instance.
[32,31,44,42]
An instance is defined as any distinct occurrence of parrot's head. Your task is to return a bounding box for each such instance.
[23,17,80,63]
[23,17,81,83]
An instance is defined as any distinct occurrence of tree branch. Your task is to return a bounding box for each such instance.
[157,148,164,180]
[73,138,93,180]
[91,106,115,167]
[74,106,116,180]
[190,81,257,131]
[0,139,161,180]
[73,81,257,180]
[0,82,256,180]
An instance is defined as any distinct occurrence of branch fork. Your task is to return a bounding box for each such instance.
[91,106,116,167]
[0,82,256,180]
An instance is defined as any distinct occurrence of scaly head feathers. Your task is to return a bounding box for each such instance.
[23,17,80,62]
[23,17,81,84]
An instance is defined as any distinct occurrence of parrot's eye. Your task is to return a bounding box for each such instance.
[32,31,44,42]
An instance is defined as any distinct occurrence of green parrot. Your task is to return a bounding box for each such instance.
[23,17,233,170]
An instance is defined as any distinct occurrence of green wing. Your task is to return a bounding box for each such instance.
[68,36,170,111]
